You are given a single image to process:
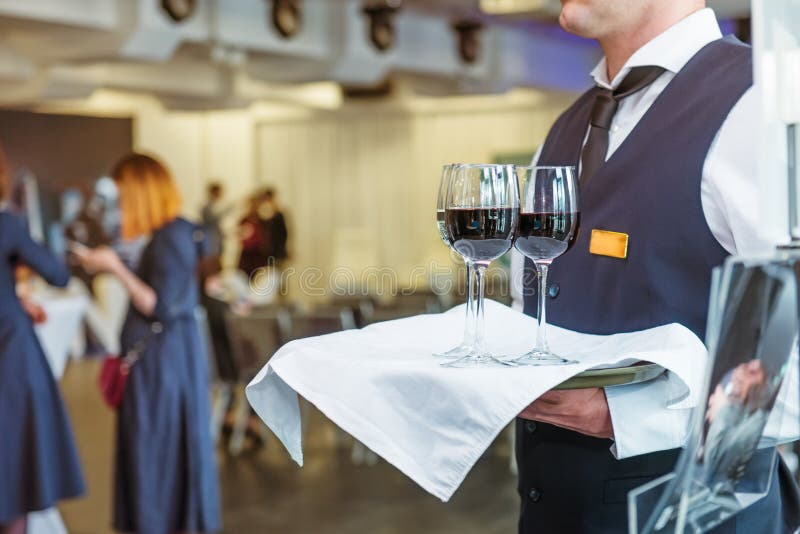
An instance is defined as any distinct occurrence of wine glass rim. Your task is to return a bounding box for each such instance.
[445,204,520,209]
[456,163,516,169]
[517,165,577,171]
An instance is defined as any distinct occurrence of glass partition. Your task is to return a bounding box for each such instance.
[629,251,800,534]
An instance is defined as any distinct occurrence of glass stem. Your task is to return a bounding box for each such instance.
[472,263,488,354]
[535,262,550,353]
[462,260,476,347]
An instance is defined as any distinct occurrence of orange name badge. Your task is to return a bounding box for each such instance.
[589,229,629,259]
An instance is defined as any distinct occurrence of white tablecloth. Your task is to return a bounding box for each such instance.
[246,300,708,501]
[34,289,88,379]
[27,509,68,534]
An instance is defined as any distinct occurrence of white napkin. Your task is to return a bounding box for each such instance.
[246,299,707,501]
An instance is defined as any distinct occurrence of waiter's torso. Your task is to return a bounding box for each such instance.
[516,36,762,534]
[522,35,751,341]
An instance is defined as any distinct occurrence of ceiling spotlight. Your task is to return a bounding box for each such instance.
[363,2,401,53]
[271,0,302,39]
[161,0,196,23]
[453,20,483,65]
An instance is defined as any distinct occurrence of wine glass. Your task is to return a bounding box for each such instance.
[435,164,476,358]
[513,165,579,365]
[443,163,519,367]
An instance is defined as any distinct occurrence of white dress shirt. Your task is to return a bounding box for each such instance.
[510,8,799,458]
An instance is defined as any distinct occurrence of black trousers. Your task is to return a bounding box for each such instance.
[515,420,800,534]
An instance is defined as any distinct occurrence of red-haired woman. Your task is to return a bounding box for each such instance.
[76,153,220,533]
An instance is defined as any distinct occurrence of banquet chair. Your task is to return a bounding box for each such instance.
[359,293,440,326]
[361,306,423,326]
[388,291,443,314]
[276,305,357,341]
[223,306,285,455]
[330,295,374,328]
[375,290,442,315]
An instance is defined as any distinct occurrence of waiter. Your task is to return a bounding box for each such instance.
[511,1,800,533]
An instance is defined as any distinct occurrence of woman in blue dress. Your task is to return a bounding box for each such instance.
[76,153,221,534]
[0,145,85,534]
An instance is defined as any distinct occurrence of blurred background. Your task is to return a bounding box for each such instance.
[0,0,752,533]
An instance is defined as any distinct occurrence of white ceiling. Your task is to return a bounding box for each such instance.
[0,0,753,110]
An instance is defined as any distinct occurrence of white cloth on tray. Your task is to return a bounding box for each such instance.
[246,299,707,501]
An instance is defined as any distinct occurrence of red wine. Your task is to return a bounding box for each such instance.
[445,207,516,262]
[515,211,580,261]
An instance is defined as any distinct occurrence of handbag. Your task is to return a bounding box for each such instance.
[98,321,163,409]
[99,227,204,408]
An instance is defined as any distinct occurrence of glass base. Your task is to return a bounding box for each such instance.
[513,349,577,366]
[433,343,472,359]
[441,352,517,368]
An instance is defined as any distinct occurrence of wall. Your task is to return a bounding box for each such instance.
[36,88,575,296]
[0,109,132,192]
[255,91,574,298]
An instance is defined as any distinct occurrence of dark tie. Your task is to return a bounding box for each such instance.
[580,66,667,183]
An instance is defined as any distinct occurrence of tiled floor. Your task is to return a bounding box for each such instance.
[58,359,519,533]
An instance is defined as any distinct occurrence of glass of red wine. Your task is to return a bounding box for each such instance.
[435,164,476,358]
[443,163,519,367]
[513,165,579,365]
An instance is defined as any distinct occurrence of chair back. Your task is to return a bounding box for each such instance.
[278,305,356,343]
[224,306,284,380]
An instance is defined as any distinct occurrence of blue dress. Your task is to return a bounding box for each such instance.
[113,218,221,533]
[0,211,86,523]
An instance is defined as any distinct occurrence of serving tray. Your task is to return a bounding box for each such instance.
[553,362,665,390]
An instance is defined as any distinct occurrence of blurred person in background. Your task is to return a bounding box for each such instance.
[0,143,86,534]
[257,187,288,268]
[198,255,238,387]
[74,153,221,534]
[200,181,231,259]
[199,254,277,449]
[63,187,110,294]
[64,188,109,250]
[237,193,267,278]
[237,187,289,281]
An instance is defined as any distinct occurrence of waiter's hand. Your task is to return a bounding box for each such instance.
[519,388,613,439]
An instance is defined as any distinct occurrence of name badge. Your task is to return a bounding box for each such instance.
[589,229,629,259]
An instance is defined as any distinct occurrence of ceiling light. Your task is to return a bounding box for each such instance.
[453,20,483,64]
[161,0,197,23]
[271,0,302,39]
[363,1,401,53]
